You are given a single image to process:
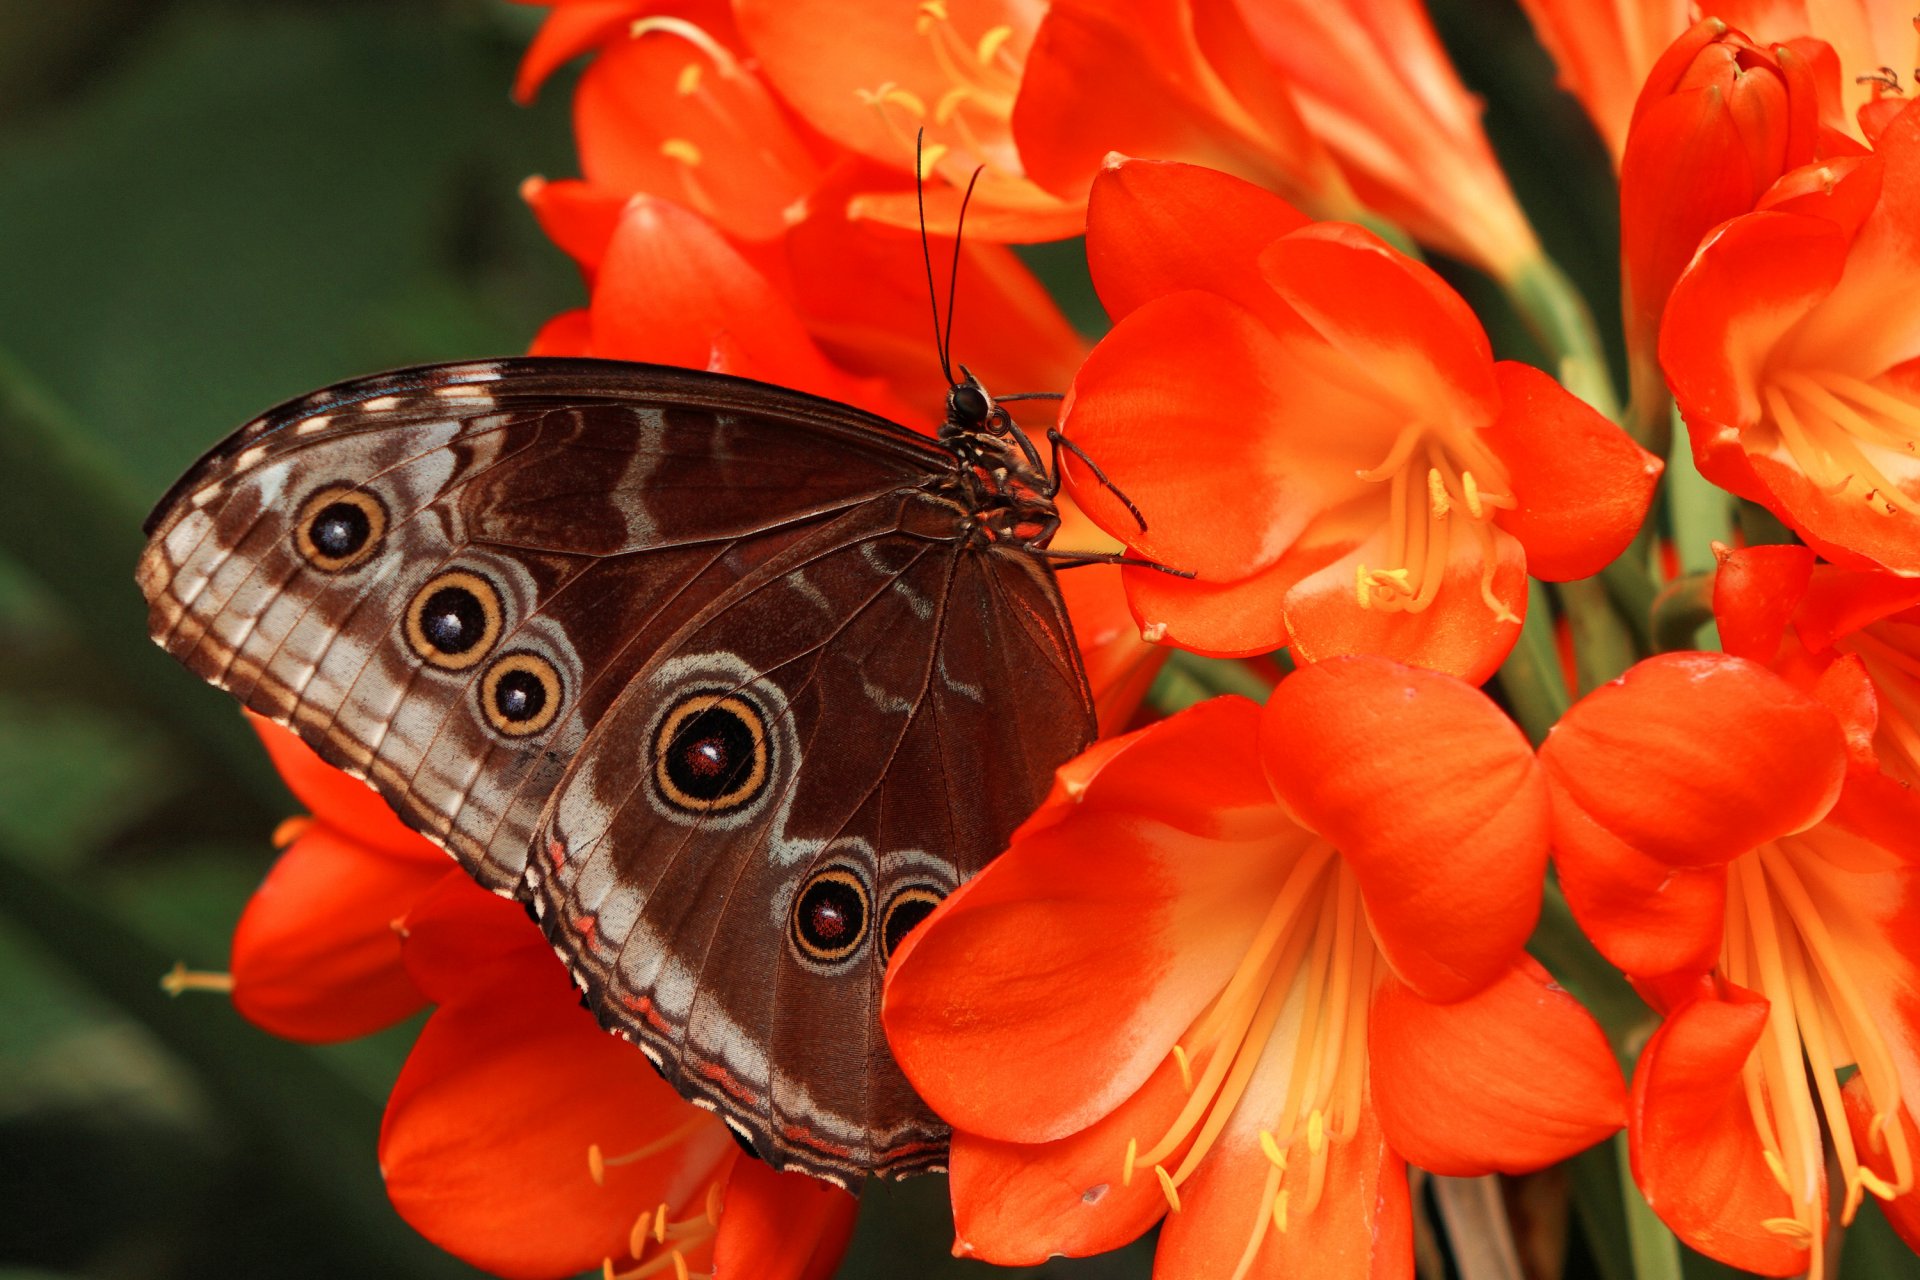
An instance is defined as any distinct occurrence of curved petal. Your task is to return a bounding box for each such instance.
[530,308,594,357]
[884,698,1300,1143]
[1549,785,1729,978]
[1153,1087,1412,1280]
[247,714,439,857]
[1540,653,1847,868]
[1713,544,1816,664]
[513,0,656,104]
[1085,156,1309,323]
[712,1156,858,1280]
[229,828,440,1041]
[947,1054,1194,1264]
[1118,551,1299,659]
[1483,361,1663,580]
[1631,984,1813,1276]
[1259,224,1499,426]
[381,958,737,1280]
[1369,957,1626,1176]
[1262,656,1549,1003]
[398,868,550,1007]
[522,176,627,276]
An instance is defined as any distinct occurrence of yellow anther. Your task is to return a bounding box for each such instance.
[705,1179,724,1226]
[1762,1216,1814,1241]
[1763,1149,1792,1193]
[659,139,703,167]
[1121,1136,1137,1186]
[160,962,233,997]
[976,24,1014,65]
[1171,1045,1193,1092]
[932,84,972,125]
[1154,1164,1183,1213]
[1258,1130,1288,1172]
[671,1250,689,1280]
[1355,562,1372,609]
[589,1144,610,1186]
[655,1202,670,1243]
[1307,1110,1325,1155]
[1427,467,1450,517]
[676,62,702,95]
[916,142,949,179]
[916,0,950,28]
[271,816,311,848]
[603,1259,619,1280]
[883,87,928,117]
[1272,1189,1290,1233]
[1860,1167,1901,1199]
[628,1211,654,1259]
[1461,469,1484,518]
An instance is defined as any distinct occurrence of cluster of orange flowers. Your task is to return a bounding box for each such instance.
[213,2,1920,1279]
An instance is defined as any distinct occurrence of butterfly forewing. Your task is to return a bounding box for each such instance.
[137,357,1097,1181]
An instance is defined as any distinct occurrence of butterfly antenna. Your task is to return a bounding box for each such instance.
[943,165,985,380]
[915,130,956,385]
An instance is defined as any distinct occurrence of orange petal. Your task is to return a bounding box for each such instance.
[513,0,658,104]
[947,1054,1195,1264]
[229,829,442,1042]
[1630,983,1813,1276]
[1712,543,1816,665]
[1153,1086,1411,1280]
[246,713,439,857]
[1483,361,1662,581]
[397,867,550,1006]
[884,698,1298,1143]
[381,952,736,1280]
[1118,552,1299,659]
[1261,656,1548,1003]
[530,308,595,357]
[522,176,627,276]
[1369,957,1626,1176]
[1084,155,1309,324]
[1540,653,1847,869]
[713,1156,858,1280]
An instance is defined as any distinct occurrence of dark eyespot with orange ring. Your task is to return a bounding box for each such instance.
[404,570,503,670]
[479,652,562,736]
[792,867,870,964]
[652,691,769,813]
[293,485,386,572]
[881,886,946,963]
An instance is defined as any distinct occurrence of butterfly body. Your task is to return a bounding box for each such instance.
[138,358,1096,1184]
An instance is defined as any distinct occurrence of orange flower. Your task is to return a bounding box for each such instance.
[1061,158,1660,682]
[1662,100,1920,574]
[228,715,449,1041]
[382,874,856,1280]
[1541,651,1920,1276]
[883,661,1625,1277]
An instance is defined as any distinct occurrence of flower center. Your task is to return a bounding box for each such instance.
[1762,368,1920,517]
[856,1,1024,183]
[1122,844,1377,1280]
[1719,841,1916,1279]
[589,1130,724,1280]
[1351,422,1518,622]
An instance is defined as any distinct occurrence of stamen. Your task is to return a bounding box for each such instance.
[1172,1044,1194,1091]
[1355,562,1372,609]
[977,26,1015,65]
[629,1211,654,1259]
[588,1116,711,1185]
[629,17,742,78]
[676,63,702,95]
[1307,1110,1325,1154]
[160,962,233,996]
[704,1180,724,1226]
[1121,1136,1137,1186]
[1461,469,1484,518]
[915,0,949,33]
[271,816,310,847]
[1258,1130,1288,1171]
[1764,1217,1816,1242]
[659,139,703,167]
[1427,467,1450,517]
[1154,1163,1183,1213]
[1272,1189,1289,1232]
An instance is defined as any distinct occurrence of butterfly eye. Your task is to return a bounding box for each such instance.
[947,382,991,426]
[404,570,504,670]
[293,486,386,572]
[792,867,870,965]
[880,886,946,963]
[652,691,770,813]
[479,652,563,737]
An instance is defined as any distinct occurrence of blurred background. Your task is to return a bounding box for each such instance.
[0,2,1904,1279]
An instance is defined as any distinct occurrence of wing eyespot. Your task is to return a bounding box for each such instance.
[880,885,946,963]
[292,485,387,573]
[479,651,563,737]
[651,690,770,813]
[792,866,871,965]
[404,569,504,670]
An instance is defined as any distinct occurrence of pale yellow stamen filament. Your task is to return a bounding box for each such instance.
[1767,380,1920,517]
[1172,1044,1194,1091]
[161,962,233,996]
[587,1115,712,1186]
[1351,426,1516,622]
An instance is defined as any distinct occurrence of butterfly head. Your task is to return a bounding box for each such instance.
[940,365,1007,443]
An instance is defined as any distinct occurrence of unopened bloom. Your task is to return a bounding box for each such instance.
[1542,652,1920,1276]
[1061,157,1659,682]
[1664,100,1920,574]
[885,662,1626,1278]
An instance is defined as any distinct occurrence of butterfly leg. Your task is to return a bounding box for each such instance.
[1037,548,1196,579]
[1046,430,1149,533]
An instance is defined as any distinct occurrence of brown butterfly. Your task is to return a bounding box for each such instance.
[135,352,1181,1185]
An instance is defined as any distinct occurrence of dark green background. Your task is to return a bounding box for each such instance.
[0,3,1906,1278]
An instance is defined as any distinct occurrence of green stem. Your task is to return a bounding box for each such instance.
[1617,1132,1686,1280]
[1493,580,1569,745]
[1666,403,1735,576]
[1556,576,1641,693]
[1504,255,1620,421]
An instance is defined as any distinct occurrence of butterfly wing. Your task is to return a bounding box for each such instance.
[138,358,950,890]
[526,487,1096,1182]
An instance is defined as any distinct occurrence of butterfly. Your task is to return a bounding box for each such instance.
[135,353,1173,1185]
